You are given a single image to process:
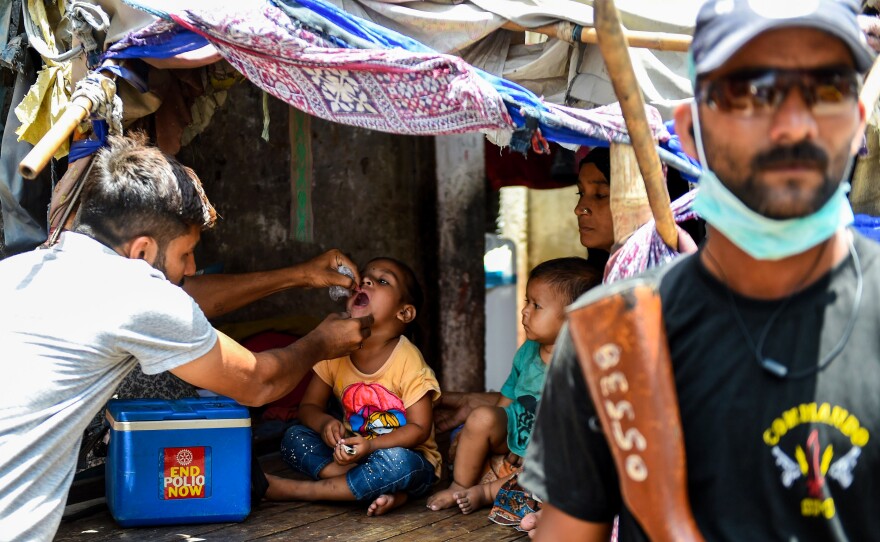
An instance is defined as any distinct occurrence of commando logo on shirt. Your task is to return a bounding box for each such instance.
[763,402,869,519]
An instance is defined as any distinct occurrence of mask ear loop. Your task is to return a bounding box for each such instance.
[690,99,710,170]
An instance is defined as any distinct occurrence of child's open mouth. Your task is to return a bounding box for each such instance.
[353,292,370,307]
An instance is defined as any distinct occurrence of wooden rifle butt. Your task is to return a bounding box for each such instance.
[569,284,703,542]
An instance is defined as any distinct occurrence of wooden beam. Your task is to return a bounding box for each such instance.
[502,21,691,52]
[610,142,653,247]
[20,61,120,180]
[19,95,91,179]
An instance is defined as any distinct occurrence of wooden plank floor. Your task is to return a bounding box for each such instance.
[54,454,528,542]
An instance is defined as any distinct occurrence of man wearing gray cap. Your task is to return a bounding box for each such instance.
[520,0,879,540]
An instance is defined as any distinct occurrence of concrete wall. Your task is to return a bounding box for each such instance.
[498,185,587,347]
[527,186,587,270]
[177,81,456,382]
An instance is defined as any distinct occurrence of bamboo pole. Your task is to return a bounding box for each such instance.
[20,61,120,180]
[501,21,691,52]
[594,0,677,250]
[19,95,92,179]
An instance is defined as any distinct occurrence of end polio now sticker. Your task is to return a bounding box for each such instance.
[162,446,211,499]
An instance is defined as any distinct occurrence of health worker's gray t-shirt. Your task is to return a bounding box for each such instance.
[0,232,217,541]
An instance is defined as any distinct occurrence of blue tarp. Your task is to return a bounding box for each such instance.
[103,27,209,60]
[854,214,880,243]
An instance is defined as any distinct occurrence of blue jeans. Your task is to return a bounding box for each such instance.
[281,424,436,501]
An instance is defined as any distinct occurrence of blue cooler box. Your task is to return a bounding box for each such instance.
[105,397,251,527]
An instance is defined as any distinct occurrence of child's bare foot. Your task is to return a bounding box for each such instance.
[367,492,408,516]
[426,482,466,511]
[263,473,304,501]
[454,483,494,515]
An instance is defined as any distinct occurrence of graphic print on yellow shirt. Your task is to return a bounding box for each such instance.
[343,382,407,438]
[764,401,869,520]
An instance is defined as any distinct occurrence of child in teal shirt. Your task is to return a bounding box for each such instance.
[501,340,546,458]
[428,257,602,514]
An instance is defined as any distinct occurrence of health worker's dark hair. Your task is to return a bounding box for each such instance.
[74,132,217,249]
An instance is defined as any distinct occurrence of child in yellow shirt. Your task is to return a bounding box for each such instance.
[266,257,440,516]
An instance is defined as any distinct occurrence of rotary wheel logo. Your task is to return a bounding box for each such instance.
[176,449,194,466]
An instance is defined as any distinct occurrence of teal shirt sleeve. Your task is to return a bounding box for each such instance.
[500,341,529,399]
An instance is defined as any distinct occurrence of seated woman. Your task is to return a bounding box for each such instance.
[574,146,702,269]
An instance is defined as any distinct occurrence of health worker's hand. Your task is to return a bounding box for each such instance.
[301,249,361,290]
[308,312,373,361]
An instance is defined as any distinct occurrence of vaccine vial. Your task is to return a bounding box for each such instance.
[329,265,355,301]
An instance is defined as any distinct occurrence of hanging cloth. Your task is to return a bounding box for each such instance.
[604,190,699,284]
[14,0,73,158]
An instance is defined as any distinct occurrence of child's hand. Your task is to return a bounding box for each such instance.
[435,393,473,433]
[334,434,372,464]
[320,419,346,448]
[505,452,524,468]
[435,392,500,433]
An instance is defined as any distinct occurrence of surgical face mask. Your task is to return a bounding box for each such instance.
[689,101,854,261]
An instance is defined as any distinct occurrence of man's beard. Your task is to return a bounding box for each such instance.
[151,249,184,287]
[723,140,843,219]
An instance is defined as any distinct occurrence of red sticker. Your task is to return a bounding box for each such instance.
[162,447,207,499]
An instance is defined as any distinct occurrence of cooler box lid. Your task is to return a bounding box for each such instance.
[106,397,251,431]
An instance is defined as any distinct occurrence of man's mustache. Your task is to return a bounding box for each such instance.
[752,141,828,171]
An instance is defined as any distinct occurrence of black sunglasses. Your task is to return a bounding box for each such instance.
[696,66,861,117]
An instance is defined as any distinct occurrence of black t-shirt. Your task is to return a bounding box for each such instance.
[521,231,880,541]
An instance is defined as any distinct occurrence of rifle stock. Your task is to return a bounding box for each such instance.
[568,284,703,541]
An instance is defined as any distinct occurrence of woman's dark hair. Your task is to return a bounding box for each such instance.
[587,249,610,271]
[578,147,611,183]
[529,257,604,305]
